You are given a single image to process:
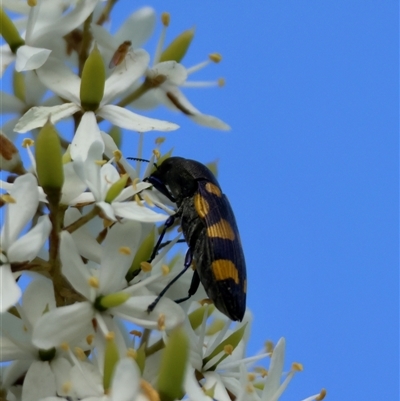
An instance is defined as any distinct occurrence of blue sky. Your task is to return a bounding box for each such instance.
[1,1,398,400]
[107,1,398,399]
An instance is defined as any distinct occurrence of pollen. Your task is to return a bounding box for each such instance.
[119,246,131,255]
[211,260,239,284]
[161,264,170,275]
[218,78,225,87]
[113,150,122,161]
[130,330,142,338]
[105,331,115,341]
[207,219,235,240]
[88,276,99,288]
[254,367,268,377]
[141,261,152,272]
[291,362,304,372]
[161,12,170,27]
[209,53,222,63]
[60,342,69,351]
[153,149,161,159]
[316,388,327,400]
[1,194,16,204]
[62,381,72,394]
[22,138,34,147]
[265,340,274,354]
[155,137,166,145]
[247,373,256,382]
[205,182,222,197]
[224,344,233,355]
[126,348,137,359]
[141,379,160,401]
[157,313,166,331]
[86,334,94,345]
[74,347,86,360]
[95,159,106,166]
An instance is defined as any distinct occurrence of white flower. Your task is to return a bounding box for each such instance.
[0,0,99,74]
[70,141,168,223]
[131,21,230,130]
[14,53,179,160]
[92,6,156,69]
[0,274,87,400]
[32,227,185,349]
[0,174,51,312]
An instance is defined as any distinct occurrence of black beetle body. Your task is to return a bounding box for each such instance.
[147,157,247,321]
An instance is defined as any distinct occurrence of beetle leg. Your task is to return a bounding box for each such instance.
[175,269,200,304]
[147,215,176,263]
[147,247,193,313]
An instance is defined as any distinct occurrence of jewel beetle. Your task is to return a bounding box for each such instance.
[145,156,247,321]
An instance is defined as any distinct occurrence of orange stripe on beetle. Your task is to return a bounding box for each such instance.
[207,219,235,240]
[205,182,222,197]
[211,259,239,283]
[194,193,210,218]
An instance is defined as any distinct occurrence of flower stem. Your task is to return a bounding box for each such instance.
[64,206,99,233]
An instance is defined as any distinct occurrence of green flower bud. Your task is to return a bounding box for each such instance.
[80,45,105,111]
[108,126,122,148]
[126,228,156,282]
[202,322,248,370]
[13,71,25,102]
[105,174,128,203]
[35,121,64,202]
[188,304,215,330]
[0,8,25,53]
[103,334,119,392]
[98,292,130,309]
[159,28,194,63]
[157,326,189,401]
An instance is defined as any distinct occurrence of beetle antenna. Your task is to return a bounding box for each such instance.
[127,157,150,163]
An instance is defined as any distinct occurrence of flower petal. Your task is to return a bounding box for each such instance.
[262,338,286,400]
[102,49,149,105]
[116,7,156,48]
[32,302,94,349]
[60,231,92,299]
[22,361,56,401]
[98,220,140,294]
[70,112,104,161]
[64,208,102,264]
[32,0,99,41]
[8,215,51,263]
[15,45,52,72]
[36,57,81,103]
[151,61,187,85]
[61,162,87,204]
[114,296,185,330]
[0,264,22,312]
[0,92,25,114]
[1,174,39,248]
[97,104,179,132]
[14,103,80,133]
[111,358,140,401]
[112,201,168,223]
[22,275,56,328]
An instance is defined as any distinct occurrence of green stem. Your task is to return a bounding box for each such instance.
[117,81,152,108]
[64,206,99,233]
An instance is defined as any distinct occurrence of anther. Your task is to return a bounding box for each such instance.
[88,276,99,288]
[119,246,131,255]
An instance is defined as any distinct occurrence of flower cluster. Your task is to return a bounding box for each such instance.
[0,1,325,401]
